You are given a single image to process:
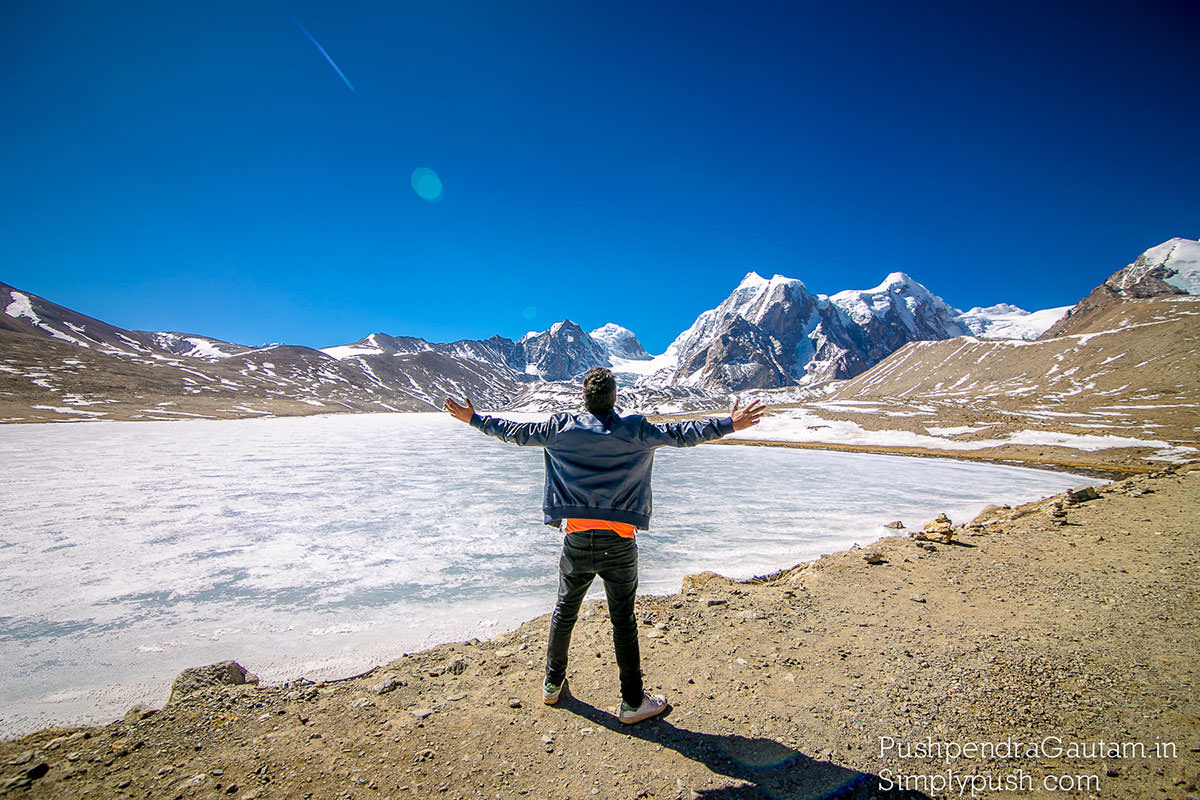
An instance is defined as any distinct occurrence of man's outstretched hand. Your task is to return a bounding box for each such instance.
[444,396,475,423]
[730,397,766,431]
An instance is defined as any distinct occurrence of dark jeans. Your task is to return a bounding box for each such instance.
[545,531,643,707]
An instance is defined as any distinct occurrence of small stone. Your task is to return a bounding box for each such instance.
[541,735,555,744]
[411,708,433,719]
[1069,485,1100,503]
[23,763,49,782]
[884,521,905,529]
[447,693,466,702]
[646,630,664,639]
[117,779,132,789]
[909,595,927,604]
[446,658,468,675]
[508,699,523,708]
[862,551,886,564]
[6,751,33,766]
[1106,765,1120,777]
[704,598,726,607]
[349,697,374,709]
[372,678,401,695]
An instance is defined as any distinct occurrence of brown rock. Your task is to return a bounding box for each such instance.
[969,504,1011,527]
[167,660,259,705]
[682,571,737,592]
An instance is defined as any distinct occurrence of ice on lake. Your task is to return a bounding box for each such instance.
[0,413,1090,736]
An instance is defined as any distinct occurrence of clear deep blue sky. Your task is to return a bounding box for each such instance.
[3,1,1198,353]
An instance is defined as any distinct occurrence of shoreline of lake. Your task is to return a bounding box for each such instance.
[2,464,1196,798]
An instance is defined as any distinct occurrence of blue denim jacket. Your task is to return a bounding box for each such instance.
[468,411,735,529]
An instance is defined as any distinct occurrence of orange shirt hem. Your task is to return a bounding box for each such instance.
[563,518,637,538]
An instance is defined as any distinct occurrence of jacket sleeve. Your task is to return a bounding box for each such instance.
[639,415,735,448]
[468,413,556,447]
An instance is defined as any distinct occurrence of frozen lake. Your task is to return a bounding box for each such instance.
[0,413,1089,737]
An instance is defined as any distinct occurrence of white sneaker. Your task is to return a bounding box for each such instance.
[618,693,668,724]
[542,678,567,705]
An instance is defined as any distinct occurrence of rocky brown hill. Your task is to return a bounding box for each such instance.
[0,282,530,422]
[1042,237,1199,338]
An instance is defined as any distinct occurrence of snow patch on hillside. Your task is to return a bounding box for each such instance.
[728,408,1196,461]
[5,290,37,323]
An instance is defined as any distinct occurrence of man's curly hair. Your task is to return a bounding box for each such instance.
[582,367,617,415]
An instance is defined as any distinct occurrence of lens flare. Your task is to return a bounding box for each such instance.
[411,167,444,203]
[290,15,357,94]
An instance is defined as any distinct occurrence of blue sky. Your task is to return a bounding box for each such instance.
[3,1,1198,354]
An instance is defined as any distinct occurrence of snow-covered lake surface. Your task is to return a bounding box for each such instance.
[0,413,1090,737]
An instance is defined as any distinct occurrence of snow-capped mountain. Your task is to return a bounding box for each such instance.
[827,271,968,372]
[4,237,1189,422]
[316,319,637,391]
[636,270,1044,393]
[589,323,651,361]
[1113,237,1200,297]
[519,320,610,380]
[957,304,1071,340]
[1043,236,1200,338]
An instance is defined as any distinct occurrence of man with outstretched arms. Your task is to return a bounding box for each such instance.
[444,367,764,724]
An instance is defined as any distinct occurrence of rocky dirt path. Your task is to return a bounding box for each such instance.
[2,467,1197,800]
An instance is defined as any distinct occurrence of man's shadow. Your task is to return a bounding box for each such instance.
[555,695,931,799]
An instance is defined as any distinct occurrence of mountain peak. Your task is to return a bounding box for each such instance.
[591,322,634,337]
[520,319,609,379]
[736,271,808,295]
[737,271,767,289]
[871,272,921,293]
[590,323,650,361]
[1135,237,1200,295]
